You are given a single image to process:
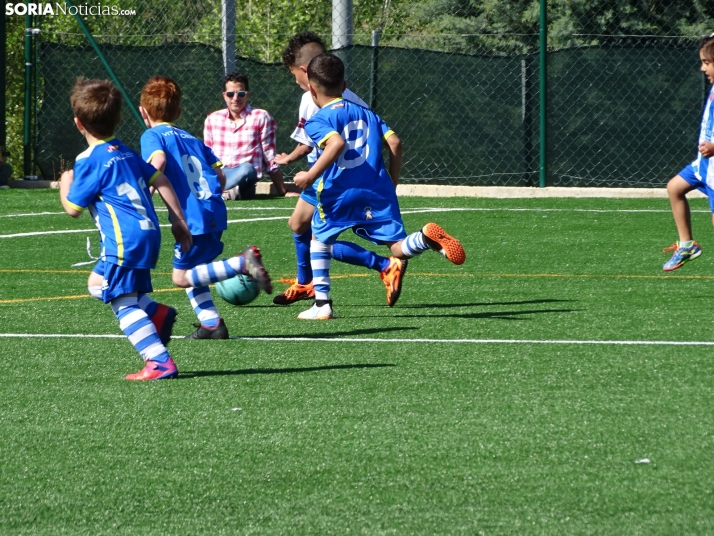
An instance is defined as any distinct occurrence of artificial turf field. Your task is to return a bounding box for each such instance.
[2,188,714,535]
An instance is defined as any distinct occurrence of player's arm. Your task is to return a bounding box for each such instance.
[147,151,166,172]
[152,173,192,252]
[59,169,82,218]
[274,143,312,165]
[293,134,345,189]
[215,166,226,191]
[384,133,402,187]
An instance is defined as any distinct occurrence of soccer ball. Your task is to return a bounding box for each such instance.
[215,274,260,305]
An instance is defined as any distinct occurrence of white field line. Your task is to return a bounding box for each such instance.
[0,206,698,239]
[0,333,712,346]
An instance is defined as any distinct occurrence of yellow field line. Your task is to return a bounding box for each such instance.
[1,270,711,304]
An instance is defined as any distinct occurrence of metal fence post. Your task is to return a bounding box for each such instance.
[538,0,548,188]
[222,0,236,76]
[332,0,353,80]
[370,29,380,110]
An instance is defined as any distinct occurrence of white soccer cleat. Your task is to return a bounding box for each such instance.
[297,302,334,320]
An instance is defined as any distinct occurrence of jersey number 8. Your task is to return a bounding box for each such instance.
[182,154,211,200]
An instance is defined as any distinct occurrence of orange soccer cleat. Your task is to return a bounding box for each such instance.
[272,278,315,305]
[422,222,466,265]
[380,257,408,307]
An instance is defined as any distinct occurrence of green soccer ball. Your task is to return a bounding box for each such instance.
[215,274,260,306]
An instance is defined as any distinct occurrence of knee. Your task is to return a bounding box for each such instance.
[172,272,190,288]
[667,176,688,198]
[288,216,306,234]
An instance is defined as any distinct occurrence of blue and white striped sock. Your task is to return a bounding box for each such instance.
[186,286,220,327]
[136,293,158,317]
[401,231,430,258]
[186,256,244,287]
[111,296,170,363]
[310,240,331,301]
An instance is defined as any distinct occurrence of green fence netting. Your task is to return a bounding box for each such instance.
[36,41,707,187]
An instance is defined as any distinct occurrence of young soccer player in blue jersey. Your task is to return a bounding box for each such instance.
[274,32,406,308]
[293,54,466,320]
[663,35,714,271]
[139,76,273,339]
[59,78,192,380]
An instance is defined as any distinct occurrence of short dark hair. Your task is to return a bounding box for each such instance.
[307,53,344,94]
[70,78,122,138]
[223,72,249,91]
[701,33,714,60]
[282,31,326,69]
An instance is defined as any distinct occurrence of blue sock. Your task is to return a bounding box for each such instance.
[186,286,220,327]
[111,296,170,363]
[310,240,331,301]
[332,241,390,272]
[136,293,158,317]
[294,231,313,285]
[186,256,244,287]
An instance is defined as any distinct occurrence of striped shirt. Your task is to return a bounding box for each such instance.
[203,105,279,179]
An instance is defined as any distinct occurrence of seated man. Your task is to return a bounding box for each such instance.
[203,72,294,200]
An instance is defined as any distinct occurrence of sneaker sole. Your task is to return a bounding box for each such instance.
[422,223,466,265]
[125,369,179,381]
[242,246,273,294]
[297,315,334,320]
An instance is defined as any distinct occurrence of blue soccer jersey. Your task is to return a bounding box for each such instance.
[304,99,401,231]
[141,123,227,235]
[66,138,162,269]
[693,84,714,184]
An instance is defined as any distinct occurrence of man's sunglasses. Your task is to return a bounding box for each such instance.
[225,91,247,98]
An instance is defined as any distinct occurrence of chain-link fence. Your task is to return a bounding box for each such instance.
[8,0,714,187]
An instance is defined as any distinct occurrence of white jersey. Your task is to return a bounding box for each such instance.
[694,84,714,185]
[291,88,368,165]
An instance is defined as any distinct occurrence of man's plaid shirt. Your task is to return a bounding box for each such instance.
[203,105,279,179]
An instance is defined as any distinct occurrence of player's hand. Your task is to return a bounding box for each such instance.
[293,171,314,190]
[699,142,714,158]
[274,153,292,165]
[171,220,192,252]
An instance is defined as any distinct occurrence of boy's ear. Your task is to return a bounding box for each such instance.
[299,65,308,73]
[139,106,151,128]
[308,82,317,99]
[73,117,84,133]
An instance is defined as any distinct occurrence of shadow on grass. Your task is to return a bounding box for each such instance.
[180,363,395,379]
[390,308,579,320]
[398,298,574,309]
[228,326,419,339]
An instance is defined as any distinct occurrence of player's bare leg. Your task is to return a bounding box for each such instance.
[663,175,702,270]
[667,175,695,242]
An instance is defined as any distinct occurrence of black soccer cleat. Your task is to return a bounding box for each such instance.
[185,318,229,340]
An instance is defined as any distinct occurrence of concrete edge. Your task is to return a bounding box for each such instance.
[7,180,707,199]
